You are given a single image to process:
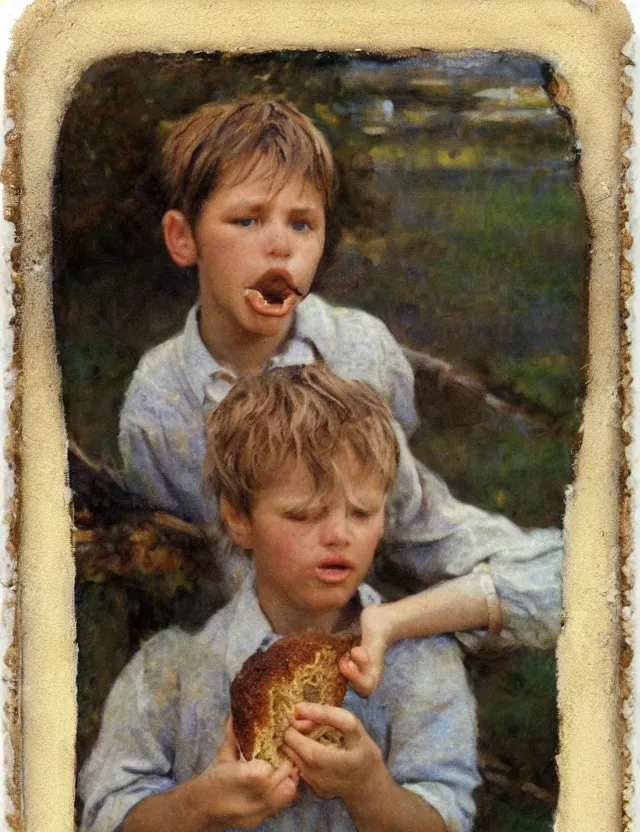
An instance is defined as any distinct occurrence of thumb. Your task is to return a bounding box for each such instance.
[216,717,241,763]
[339,646,376,697]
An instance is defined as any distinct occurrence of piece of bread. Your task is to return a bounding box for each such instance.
[230,632,357,768]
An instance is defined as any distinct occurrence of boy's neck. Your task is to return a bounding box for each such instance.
[258,593,360,636]
[198,302,293,376]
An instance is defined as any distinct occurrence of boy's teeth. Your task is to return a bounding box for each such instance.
[244,289,284,306]
[243,288,300,317]
[244,288,273,306]
[245,287,286,305]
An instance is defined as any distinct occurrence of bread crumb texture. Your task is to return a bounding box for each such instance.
[230,632,357,767]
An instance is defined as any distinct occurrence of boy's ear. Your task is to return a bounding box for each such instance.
[162,209,198,267]
[219,495,253,550]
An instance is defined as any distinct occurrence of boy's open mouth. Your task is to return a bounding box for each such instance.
[244,270,304,318]
[315,557,354,584]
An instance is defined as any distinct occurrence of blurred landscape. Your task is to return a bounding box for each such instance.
[54,51,587,831]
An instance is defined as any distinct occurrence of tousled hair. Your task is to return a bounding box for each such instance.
[163,98,338,230]
[203,364,399,516]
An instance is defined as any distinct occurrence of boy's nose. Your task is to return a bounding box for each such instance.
[319,509,350,547]
[263,222,292,257]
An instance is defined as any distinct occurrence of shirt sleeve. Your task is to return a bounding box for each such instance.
[118,385,185,517]
[384,636,480,832]
[382,428,563,652]
[78,631,182,832]
[372,316,420,439]
[118,417,184,515]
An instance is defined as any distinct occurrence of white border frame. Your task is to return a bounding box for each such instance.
[0,1,632,829]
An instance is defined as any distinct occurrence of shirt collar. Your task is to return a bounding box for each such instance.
[180,296,334,409]
[294,293,335,363]
[181,304,225,408]
[224,569,381,682]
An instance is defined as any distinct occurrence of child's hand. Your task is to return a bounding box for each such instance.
[282,702,386,805]
[339,604,392,697]
[196,719,299,830]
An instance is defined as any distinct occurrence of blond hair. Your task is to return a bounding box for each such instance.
[203,364,399,515]
[162,98,337,229]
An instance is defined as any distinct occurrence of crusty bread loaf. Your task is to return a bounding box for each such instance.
[230,632,357,768]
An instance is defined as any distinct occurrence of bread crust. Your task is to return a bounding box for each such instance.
[230,632,357,768]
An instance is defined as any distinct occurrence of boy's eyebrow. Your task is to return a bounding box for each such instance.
[288,202,323,212]
[274,493,321,510]
[281,490,385,509]
[348,494,386,511]
[344,481,387,507]
[224,196,323,214]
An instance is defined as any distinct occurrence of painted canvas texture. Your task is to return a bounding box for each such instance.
[52,51,585,831]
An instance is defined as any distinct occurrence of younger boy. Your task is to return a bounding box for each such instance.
[119,98,563,693]
[80,365,480,832]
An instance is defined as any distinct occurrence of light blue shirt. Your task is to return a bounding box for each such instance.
[79,574,480,832]
[119,294,563,651]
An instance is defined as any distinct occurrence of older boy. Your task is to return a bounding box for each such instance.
[81,365,480,832]
[119,98,562,690]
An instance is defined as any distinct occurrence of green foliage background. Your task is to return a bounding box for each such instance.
[54,51,587,830]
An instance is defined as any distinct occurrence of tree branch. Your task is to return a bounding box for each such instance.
[402,346,569,439]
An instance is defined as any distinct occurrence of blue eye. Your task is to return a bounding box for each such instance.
[234,218,254,227]
[292,220,309,232]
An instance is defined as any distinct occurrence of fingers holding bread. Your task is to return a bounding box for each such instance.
[283,704,385,803]
[293,702,361,739]
[230,631,357,769]
[284,704,363,770]
[339,645,381,697]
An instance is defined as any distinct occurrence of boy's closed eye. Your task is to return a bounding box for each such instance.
[350,507,374,520]
[282,503,380,523]
[283,507,323,523]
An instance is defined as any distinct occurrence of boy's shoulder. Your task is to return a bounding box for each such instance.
[299,294,407,386]
[121,319,197,425]
[136,330,183,373]
[380,631,470,704]
[127,330,184,397]
[128,598,238,681]
[301,293,395,347]
[387,630,464,667]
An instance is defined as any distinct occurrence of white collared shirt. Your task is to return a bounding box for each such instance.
[78,573,480,832]
[118,293,563,651]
